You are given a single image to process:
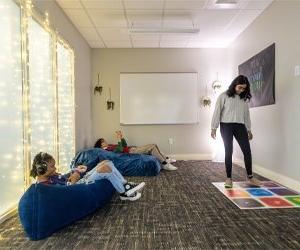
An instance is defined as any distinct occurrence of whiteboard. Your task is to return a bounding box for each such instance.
[120,73,199,125]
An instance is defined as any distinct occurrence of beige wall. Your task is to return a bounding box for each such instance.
[229,0,300,182]
[92,48,230,155]
[34,0,92,151]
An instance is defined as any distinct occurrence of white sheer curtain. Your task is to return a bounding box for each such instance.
[0,0,24,216]
[28,18,55,161]
[57,42,75,172]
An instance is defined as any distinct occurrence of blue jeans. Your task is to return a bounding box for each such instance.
[76,160,126,193]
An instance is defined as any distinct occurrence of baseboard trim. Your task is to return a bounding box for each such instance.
[171,154,300,192]
[233,157,300,193]
[172,154,212,161]
[0,205,18,224]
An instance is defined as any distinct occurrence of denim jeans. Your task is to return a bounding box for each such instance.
[76,160,126,193]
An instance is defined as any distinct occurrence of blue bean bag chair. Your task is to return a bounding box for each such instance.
[70,148,161,176]
[18,179,115,240]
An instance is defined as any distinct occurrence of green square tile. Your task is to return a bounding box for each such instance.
[285,196,300,206]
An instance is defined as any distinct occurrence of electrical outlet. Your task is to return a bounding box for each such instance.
[168,138,174,145]
[295,65,300,77]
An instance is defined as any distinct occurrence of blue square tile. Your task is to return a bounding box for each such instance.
[246,188,274,197]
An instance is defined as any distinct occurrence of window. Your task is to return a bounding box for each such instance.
[0,0,75,219]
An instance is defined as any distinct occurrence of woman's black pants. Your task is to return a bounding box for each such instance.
[220,122,253,178]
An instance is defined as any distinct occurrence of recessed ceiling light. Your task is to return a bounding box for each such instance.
[215,0,237,4]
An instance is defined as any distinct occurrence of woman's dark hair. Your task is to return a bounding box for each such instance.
[226,75,252,101]
[30,152,54,178]
[94,138,105,148]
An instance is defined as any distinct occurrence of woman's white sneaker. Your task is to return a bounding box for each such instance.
[162,163,177,171]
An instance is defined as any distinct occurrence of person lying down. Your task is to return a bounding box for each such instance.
[94,130,177,171]
[30,152,145,201]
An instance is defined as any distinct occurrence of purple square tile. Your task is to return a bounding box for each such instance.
[268,188,299,196]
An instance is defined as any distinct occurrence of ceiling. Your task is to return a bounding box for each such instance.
[56,0,273,48]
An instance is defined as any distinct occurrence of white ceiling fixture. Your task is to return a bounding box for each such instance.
[55,0,274,49]
[215,0,237,4]
[129,28,200,34]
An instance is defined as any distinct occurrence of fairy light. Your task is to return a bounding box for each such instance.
[0,0,76,219]
[57,41,75,172]
[0,0,24,217]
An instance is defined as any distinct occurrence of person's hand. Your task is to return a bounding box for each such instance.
[115,130,123,139]
[211,129,217,140]
[97,160,110,167]
[248,131,253,140]
[76,165,87,173]
[68,172,80,184]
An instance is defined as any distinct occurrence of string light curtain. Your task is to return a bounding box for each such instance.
[57,41,75,173]
[28,17,56,161]
[0,0,75,219]
[0,0,24,217]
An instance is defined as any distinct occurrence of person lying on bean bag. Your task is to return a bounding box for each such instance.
[94,130,177,171]
[31,152,145,201]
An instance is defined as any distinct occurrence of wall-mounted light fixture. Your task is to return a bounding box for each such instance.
[212,72,223,93]
[94,73,103,95]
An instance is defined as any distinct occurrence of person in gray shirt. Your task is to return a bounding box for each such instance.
[211,75,261,188]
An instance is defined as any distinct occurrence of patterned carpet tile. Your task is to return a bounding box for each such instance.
[0,160,300,250]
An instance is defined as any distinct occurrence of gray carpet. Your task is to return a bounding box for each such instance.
[0,160,300,250]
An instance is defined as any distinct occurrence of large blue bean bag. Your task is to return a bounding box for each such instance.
[18,179,115,240]
[70,148,161,176]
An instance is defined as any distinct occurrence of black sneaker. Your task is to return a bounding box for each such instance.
[120,192,141,201]
[123,182,145,196]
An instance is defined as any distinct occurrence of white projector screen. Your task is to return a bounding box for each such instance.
[120,73,199,125]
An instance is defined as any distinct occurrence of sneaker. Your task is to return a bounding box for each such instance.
[162,163,178,171]
[124,182,145,196]
[166,157,176,163]
[247,177,261,187]
[224,178,233,188]
[120,192,141,201]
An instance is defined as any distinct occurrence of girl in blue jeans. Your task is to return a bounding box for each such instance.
[30,152,145,201]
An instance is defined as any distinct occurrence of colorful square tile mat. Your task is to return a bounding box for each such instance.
[212,181,300,209]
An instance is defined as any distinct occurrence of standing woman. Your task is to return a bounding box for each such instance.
[211,75,261,188]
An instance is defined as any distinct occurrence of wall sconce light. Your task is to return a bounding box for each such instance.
[212,72,223,93]
[107,87,115,110]
[94,73,103,95]
[200,85,211,108]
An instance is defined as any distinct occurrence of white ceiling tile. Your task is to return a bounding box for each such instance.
[160,40,189,48]
[56,0,274,48]
[224,9,261,39]
[106,40,132,48]
[163,14,194,28]
[81,0,123,9]
[124,0,164,10]
[131,34,160,41]
[133,40,160,48]
[87,40,106,48]
[165,0,206,10]
[160,34,192,42]
[97,28,131,40]
[243,0,273,10]
[77,27,100,41]
[56,0,82,9]
[128,13,162,29]
[63,9,93,27]
[87,10,127,27]
[195,10,238,29]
